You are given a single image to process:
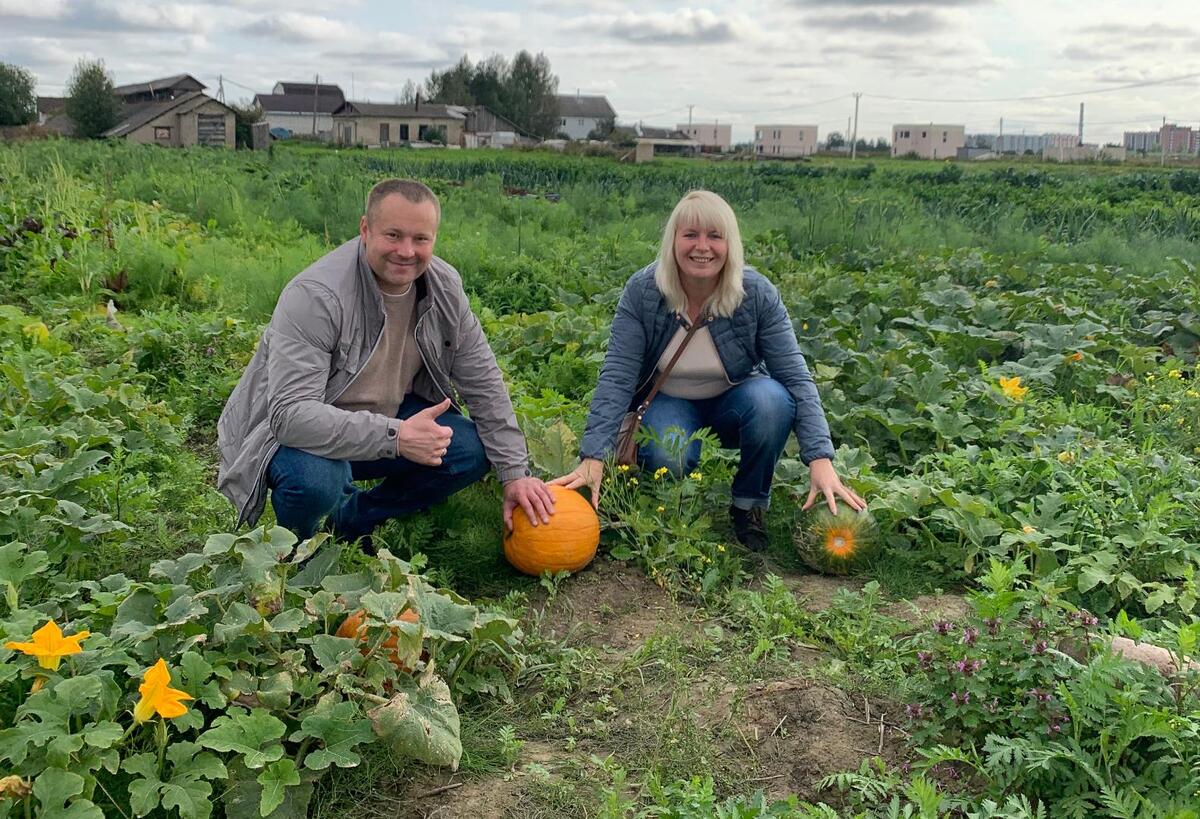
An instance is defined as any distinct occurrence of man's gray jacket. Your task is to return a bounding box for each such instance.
[217,238,530,526]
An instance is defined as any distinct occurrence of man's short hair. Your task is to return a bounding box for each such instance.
[365,179,441,225]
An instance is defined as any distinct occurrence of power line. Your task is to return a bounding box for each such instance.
[863,70,1200,104]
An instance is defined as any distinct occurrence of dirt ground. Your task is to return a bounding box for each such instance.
[386,558,943,817]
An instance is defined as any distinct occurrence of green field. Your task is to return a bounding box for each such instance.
[1,141,1198,818]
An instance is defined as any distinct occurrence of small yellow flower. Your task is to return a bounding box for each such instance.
[1022,525,1036,534]
[1146,374,1156,382]
[133,659,192,723]
[617,464,630,473]
[654,466,669,480]
[1057,451,1074,464]
[1187,390,1199,399]
[656,505,666,513]
[801,322,809,331]
[717,544,726,553]
[998,376,1028,402]
[1168,370,1182,379]
[4,620,90,671]
[984,279,998,288]
[628,477,638,486]
[1159,403,1173,411]
[688,471,703,481]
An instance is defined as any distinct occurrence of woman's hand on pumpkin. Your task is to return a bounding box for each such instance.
[548,458,604,510]
[801,458,866,515]
[503,477,556,531]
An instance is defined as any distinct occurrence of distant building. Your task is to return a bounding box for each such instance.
[1160,123,1199,155]
[332,101,464,147]
[114,74,205,104]
[675,122,731,152]
[891,124,965,159]
[456,105,535,148]
[753,125,818,157]
[982,133,1075,154]
[1042,143,1126,163]
[36,97,71,134]
[555,94,616,140]
[1124,130,1159,152]
[103,91,235,148]
[610,124,700,162]
[956,146,995,161]
[255,81,346,139]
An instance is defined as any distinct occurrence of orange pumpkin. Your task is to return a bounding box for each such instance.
[503,485,599,576]
[336,608,421,671]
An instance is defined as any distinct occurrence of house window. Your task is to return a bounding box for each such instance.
[380,123,390,145]
[774,129,780,139]
[755,129,761,140]
[942,131,948,142]
[578,118,584,126]
[399,124,409,141]
[922,131,927,138]
[560,118,566,126]
[798,132,804,140]
[154,126,171,140]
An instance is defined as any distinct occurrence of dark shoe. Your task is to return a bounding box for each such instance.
[730,506,768,552]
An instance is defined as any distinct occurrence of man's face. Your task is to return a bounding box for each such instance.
[359,195,439,294]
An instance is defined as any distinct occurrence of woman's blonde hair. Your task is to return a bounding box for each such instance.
[655,190,746,318]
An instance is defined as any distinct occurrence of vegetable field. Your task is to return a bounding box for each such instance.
[1,141,1198,818]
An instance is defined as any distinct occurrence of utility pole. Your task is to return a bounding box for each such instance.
[998,116,1003,151]
[312,73,319,136]
[850,91,861,160]
[216,74,225,104]
[1077,102,1084,147]
[1161,115,1167,166]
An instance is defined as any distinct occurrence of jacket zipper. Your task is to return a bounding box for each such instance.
[414,310,458,409]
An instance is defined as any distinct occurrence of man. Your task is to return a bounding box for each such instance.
[217,178,554,542]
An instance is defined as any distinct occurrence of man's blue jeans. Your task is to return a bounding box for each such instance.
[638,376,795,510]
[267,395,490,541]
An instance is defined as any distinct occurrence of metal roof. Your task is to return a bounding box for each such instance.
[556,94,616,119]
[333,101,465,120]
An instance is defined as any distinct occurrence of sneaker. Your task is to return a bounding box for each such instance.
[730,506,768,552]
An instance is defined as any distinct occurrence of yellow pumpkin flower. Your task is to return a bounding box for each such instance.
[998,376,1028,402]
[4,620,90,671]
[133,659,192,723]
[1022,525,1037,534]
[1057,451,1074,464]
[1067,351,1083,363]
[984,279,998,288]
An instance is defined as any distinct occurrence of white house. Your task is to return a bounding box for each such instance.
[255,81,346,139]
[556,94,616,140]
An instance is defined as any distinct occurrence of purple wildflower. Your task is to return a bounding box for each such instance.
[950,691,970,705]
[1031,639,1049,655]
[905,703,925,720]
[917,650,933,669]
[984,617,1001,635]
[933,620,954,636]
[1028,618,1046,635]
[961,627,980,646]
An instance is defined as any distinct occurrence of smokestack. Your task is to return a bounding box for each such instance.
[1078,102,1084,146]
[415,92,420,112]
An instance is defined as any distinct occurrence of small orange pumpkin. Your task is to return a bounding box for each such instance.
[503,485,599,576]
[336,608,421,671]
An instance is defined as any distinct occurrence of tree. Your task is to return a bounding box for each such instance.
[65,59,119,138]
[468,54,508,115]
[0,62,37,127]
[586,116,615,141]
[825,131,845,149]
[231,102,262,149]
[398,79,417,105]
[424,56,474,106]
[505,50,558,139]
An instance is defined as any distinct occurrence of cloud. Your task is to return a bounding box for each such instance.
[0,0,67,18]
[596,8,742,45]
[242,12,354,43]
[791,0,986,5]
[806,9,947,33]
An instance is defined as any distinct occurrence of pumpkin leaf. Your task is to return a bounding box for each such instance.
[369,674,462,770]
[256,759,301,817]
[291,701,374,770]
[197,710,286,769]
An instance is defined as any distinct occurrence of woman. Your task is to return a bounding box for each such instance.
[551,190,864,551]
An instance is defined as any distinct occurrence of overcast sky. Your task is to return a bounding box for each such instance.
[2,0,1197,144]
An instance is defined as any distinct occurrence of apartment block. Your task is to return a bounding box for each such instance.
[676,123,731,152]
[1160,123,1199,155]
[892,124,965,159]
[754,125,818,157]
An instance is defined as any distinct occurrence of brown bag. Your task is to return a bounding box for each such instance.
[614,318,707,466]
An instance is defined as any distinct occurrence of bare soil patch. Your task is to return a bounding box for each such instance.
[712,678,904,801]
[534,558,685,654]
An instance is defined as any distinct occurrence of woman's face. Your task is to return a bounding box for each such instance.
[673,222,727,283]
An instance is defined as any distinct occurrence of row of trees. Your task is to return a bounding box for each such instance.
[0,59,121,138]
[419,51,560,140]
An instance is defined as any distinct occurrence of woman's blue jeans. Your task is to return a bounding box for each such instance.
[638,376,795,510]
[266,395,490,541]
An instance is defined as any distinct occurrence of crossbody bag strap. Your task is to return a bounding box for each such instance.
[633,316,708,417]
